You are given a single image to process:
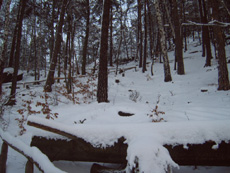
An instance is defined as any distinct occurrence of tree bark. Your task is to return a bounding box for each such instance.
[44,0,68,92]
[97,0,111,103]
[172,0,185,75]
[210,0,230,90]
[109,5,113,67]
[155,0,172,82]
[142,0,147,73]
[7,0,28,105]
[0,142,8,173]
[202,0,212,67]
[137,0,143,68]
[82,0,90,75]
[0,0,12,95]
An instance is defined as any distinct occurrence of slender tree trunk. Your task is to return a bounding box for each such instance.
[172,0,185,75]
[147,0,154,60]
[142,0,147,73]
[0,142,8,173]
[8,2,22,68]
[44,0,68,92]
[155,0,172,82]
[202,0,212,67]
[198,0,206,57]
[0,0,12,95]
[97,0,111,103]
[210,0,230,90]
[49,0,56,65]
[182,0,187,52]
[137,0,143,68]
[109,5,113,67]
[7,0,28,105]
[82,0,90,75]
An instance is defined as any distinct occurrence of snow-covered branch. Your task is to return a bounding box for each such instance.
[182,20,230,27]
[0,129,65,173]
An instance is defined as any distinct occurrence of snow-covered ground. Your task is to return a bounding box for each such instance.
[1,40,230,172]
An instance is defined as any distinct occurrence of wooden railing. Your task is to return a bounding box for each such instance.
[0,129,65,173]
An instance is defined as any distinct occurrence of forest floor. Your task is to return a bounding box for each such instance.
[1,40,230,172]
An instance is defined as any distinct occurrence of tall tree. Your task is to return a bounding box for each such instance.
[44,0,68,92]
[172,0,185,75]
[97,0,111,103]
[7,0,28,105]
[155,0,172,82]
[137,0,143,68]
[198,0,212,67]
[109,4,113,67]
[142,0,147,73]
[0,0,12,95]
[209,0,230,90]
[81,0,90,75]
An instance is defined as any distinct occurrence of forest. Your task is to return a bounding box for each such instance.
[0,0,230,173]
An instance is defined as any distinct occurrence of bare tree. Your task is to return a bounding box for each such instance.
[81,0,90,75]
[7,0,28,105]
[97,0,111,103]
[155,0,172,82]
[0,0,12,95]
[171,0,185,75]
[209,0,230,90]
[44,0,69,92]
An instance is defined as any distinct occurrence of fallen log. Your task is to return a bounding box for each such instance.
[28,120,230,166]
[30,136,230,166]
[31,136,127,164]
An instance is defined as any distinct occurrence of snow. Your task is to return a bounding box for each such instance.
[0,129,65,173]
[1,40,230,172]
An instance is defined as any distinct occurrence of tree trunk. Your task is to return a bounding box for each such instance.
[155,0,172,82]
[182,0,187,52]
[147,0,154,60]
[49,0,56,65]
[137,0,143,68]
[0,142,8,173]
[7,0,28,105]
[202,0,212,67]
[172,0,185,75]
[209,0,230,90]
[82,0,90,75]
[109,5,113,67]
[142,0,147,73]
[44,0,68,92]
[0,0,12,95]
[97,0,111,103]
[198,0,205,57]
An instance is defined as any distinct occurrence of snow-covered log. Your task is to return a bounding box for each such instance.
[30,136,230,167]
[28,118,230,167]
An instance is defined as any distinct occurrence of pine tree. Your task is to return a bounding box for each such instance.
[97,0,111,103]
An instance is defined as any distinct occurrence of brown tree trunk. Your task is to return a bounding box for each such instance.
[155,0,172,82]
[44,0,68,92]
[202,0,212,67]
[49,0,56,64]
[210,0,230,90]
[97,0,111,103]
[142,0,147,73]
[172,0,185,75]
[147,0,154,60]
[109,5,113,67]
[82,0,90,75]
[7,0,28,105]
[137,0,143,68]
[0,142,8,173]
[0,0,12,95]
